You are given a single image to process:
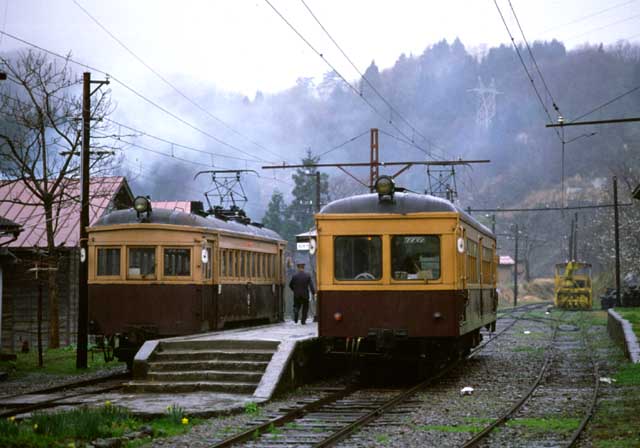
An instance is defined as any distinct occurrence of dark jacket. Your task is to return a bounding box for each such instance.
[289,270,315,299]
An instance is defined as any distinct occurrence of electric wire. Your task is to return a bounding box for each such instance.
[0,29,276,164]
[317,129,369,158]
[71,0,289,163]
[570,84,640,122]
[299,0,443,153]
[492,0,562,141]
[564,12,640,42]
[508,0,561,116]
[540,0,638,35]
[263,0,441,159]
[1,74,267,165]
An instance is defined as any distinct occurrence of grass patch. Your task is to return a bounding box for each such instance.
[512,346,544,354]
[616,307,640,339]
[0,345,124,380]
[614,362,640,385]
[505,417,580,433]
[376,433,391,444]
[244,401,261,416]
[415,423,481,433]
[0,401,199,447]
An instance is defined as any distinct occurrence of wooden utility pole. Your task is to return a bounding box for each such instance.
[613,176,621,306]
[77,72,109,369]
[369,128,379,192]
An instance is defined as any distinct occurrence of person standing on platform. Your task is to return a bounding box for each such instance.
[289,262,315,324]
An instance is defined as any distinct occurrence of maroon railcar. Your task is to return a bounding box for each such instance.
[314,178,497,359]
[88,203,286,365]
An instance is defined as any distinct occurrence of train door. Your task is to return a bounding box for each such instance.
[200,239,215,331]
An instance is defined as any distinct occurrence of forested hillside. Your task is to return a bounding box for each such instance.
[247,39,640,278]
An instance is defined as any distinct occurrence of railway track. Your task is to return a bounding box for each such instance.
[209,303,546,448]
[460,311,599,448]
[0,371,128,419]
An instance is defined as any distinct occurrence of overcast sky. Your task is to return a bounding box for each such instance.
[3,0,639,95]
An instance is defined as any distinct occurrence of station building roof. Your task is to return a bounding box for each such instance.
[0,177,133,248]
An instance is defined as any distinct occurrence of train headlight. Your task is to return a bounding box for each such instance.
[133,196,152,220]
[374,176,395,198]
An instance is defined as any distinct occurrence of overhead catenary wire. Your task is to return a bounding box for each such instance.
[540,0,638,35]
[0,74,269,166]
[0,29,276,164]
[299,0,444,153]
[71,0,289,164]
[492,0,562,141]
[508,0,562,116]
[570,84,640,122]
[263,0,441,160]
[317,129,369,158]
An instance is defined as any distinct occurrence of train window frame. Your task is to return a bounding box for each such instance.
[481,246,493,284]
[163,247,192,278]
[96,247,121,277]
[390,235,441,282]
[466,239,479,284]
[333,235,383,282]
[127,246,157,280]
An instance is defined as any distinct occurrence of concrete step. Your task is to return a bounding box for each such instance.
[158,339,280,351]
[123,380,257,394]
[151,349,274,362]
[147,370,263,383]
[148,359,269,372]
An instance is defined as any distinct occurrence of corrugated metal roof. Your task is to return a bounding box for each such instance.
[0,177,130,248]
[152,201,194,213]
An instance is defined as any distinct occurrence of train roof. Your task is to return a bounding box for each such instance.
[91,208,284,242]
[319,192,494,237]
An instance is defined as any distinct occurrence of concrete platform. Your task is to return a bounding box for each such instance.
[109,320,321,416]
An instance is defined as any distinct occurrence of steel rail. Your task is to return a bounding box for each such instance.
[566,314,601,447]
[460,313,563,448]
[0,371,129,401]
[209,385,359,447]
[209,303,545,448]
[0,382,124,419]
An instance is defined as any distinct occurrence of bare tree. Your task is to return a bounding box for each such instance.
[0,50,119,348]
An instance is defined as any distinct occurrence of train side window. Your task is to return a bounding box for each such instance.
[334,236,382,281]
[391,236,440,280]
[97,247,120,276]
[128,247,156,278]
[239,251,245,278]
[467,240,479,283]
[482,247,493,284]
[164,248,191,276]
[229,250,236,278]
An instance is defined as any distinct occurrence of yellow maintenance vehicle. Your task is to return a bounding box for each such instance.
[554,261,593,309]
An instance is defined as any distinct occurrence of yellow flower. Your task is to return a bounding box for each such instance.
[181,417,189,425]
[33,423,38,430]
[67,443,76,448]
[105,400,112,407]
[7,416,15,422]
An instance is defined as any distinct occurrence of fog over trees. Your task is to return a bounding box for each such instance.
[229,38,639,279]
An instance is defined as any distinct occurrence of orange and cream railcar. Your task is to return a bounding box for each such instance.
[88,198,286,365]
[315,176,497,359]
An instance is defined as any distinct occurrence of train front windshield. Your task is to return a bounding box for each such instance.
[391,235,440,280]
[334,236,382,280]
